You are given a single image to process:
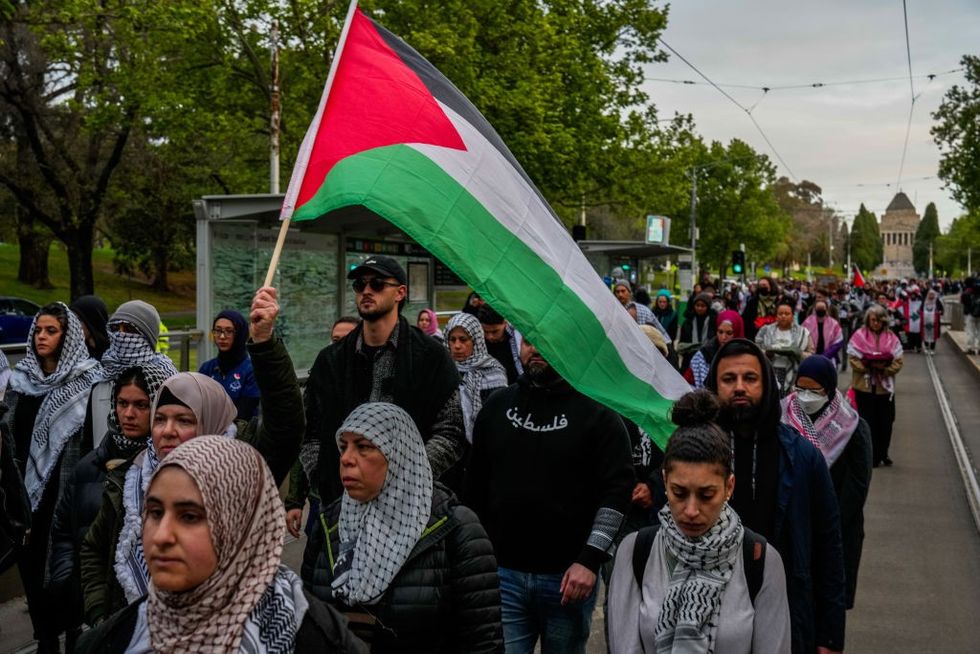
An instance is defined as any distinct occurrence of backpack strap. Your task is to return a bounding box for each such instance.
[742,527,767,606]
[631,524,660,590]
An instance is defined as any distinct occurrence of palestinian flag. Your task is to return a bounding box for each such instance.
[281,3,690,444]
[852,264,866,288]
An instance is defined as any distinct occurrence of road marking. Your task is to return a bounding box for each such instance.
[927,351,980,535]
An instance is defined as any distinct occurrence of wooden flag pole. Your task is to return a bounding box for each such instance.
[263,217,292,287]
[261,0,360,288]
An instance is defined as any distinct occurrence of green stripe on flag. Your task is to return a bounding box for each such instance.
[294,144,676,445]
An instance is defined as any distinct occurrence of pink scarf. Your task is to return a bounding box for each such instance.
[846,326,903,394]
[802,314,842,353]
[782,391,860,466]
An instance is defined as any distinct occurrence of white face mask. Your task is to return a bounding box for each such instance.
[796,389,829,415]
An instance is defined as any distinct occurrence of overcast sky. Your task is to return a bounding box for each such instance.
[644,0,978,230]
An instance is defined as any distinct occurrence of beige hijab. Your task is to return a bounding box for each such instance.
[151,372,239,436]
[146,436,285,652]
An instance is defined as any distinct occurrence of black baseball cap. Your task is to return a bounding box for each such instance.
[347,255,407,285]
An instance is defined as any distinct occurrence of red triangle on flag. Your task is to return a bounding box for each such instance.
[296,8,466,208]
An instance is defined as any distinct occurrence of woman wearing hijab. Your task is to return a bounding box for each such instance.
[688,310,744,388]
[444,313,508,443]
[652,290,679,341]
[781,356,872,610]
[755,298,814,396]
[199,310,261,420]
[607,390,791,653]
[678,293,715,371]
[2,302,105,652]
[802,299,845,362]
[303,402,503,652]
[417,308,444,343]
[70,295,111,361]
[921,289,943,354]
[48,361,175,645]
[847,305,904,468]
[81,286,305,624]
[86,300,177,451]
[75,436,366,653]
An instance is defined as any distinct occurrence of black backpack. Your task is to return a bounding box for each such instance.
[631,524,767,605]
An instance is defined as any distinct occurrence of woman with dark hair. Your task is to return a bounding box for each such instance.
[608,390,791,653]
[48,362,174,644]
[76,436,366,653]
[70,295,111,361]
[688,310,744,388]
[742,277,780,340]
[2,302,105,652]
[303,402,503,652]
[198,309,260,420]
[755,298,814,395]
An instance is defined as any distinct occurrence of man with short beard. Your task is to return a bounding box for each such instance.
[706,338,845,654]
[464,339,633,653]
[300,255,465,509]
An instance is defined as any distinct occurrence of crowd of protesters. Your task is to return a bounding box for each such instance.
[0,257,972,653]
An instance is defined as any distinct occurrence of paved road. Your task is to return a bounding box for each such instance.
[2,338,978,652]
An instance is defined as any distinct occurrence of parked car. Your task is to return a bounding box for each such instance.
[0,297,41,345]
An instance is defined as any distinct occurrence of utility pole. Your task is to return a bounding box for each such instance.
[270,20,281,194]
[689,171,698,289]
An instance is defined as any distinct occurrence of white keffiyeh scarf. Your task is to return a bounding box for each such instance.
[444,313,508,442]
[654,504,743,654]
[332,402,432,605]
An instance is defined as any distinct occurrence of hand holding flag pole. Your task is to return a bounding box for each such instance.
[263,0,360,288]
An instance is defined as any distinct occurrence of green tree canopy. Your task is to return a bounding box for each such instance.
[913,202,941,275]
[850,203,882,272]
[935,211,980,276]
[932,55,980,214]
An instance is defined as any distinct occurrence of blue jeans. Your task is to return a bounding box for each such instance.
[498,567,597,654]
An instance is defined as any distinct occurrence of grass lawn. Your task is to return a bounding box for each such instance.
[0,243,196,325]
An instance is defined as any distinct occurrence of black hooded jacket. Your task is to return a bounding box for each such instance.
[705,339,846,653]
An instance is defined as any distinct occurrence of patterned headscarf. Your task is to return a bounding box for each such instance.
[146,436,306,652]
[654,503,743,654]
[444,313,508,442]
[416,308,441,337]
[333,403,432,605]
[102,304,178,379]
[9,304,105,510]
[115,373,239,603]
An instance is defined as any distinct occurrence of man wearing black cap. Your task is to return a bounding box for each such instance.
[300,255,465,509]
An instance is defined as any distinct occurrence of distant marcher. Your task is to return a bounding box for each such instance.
[477,304,524,385]
[782,355,872,610]
[444,312,508,443]
[847,305,904,468]
[3,303,105,651]
[742,277,779,340]
[462,291,486,316]
[614,279,671,341]
[678,293,715,371]
[76,436,366,653]
[303,403,502,652]
[608,390,791,654]
[689,310,744,389]
[961,277,979,355]
[417,308,444,343]
[199,309,261,421]
[921,289,943,354]
[900,286,924,352]
[652,290,679,341]
[802,299,845,362]
[70,295,111,361]
[755,299,813,395]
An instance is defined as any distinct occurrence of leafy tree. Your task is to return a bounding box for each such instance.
[913,202,941,275]
[850,204,882,272]
[772,177,839,270]
[935,211,980,276]
[932,55,980,213]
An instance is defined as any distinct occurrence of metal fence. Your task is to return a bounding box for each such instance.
[1,330,205,372]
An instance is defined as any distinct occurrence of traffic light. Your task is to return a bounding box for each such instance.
[732,250,745,275]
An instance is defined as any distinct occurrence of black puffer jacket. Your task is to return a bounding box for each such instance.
[48,435,136,592]
[302,484,502,653]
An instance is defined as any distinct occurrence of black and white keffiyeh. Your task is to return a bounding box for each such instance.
[101,323,177,378]
[332,402,432,605]
[444,313,508,442]
[9,304,105,510]
[105,361,176,456]
[654,503,744,654]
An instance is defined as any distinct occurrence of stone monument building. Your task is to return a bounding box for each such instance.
[877,192,919,279]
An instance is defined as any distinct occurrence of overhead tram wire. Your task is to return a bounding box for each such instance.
[657,38,798,181]
[895,0,918,191]
[642,68,962,92]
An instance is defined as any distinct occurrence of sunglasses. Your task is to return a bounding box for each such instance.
[352,278,402,293]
